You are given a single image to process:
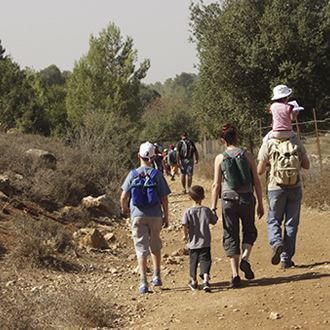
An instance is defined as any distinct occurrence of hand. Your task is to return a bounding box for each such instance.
[182,235,188,242]
[121,207,129,217]
[195,159,199,165]
[162,217,169,228]
[257,203,264,219]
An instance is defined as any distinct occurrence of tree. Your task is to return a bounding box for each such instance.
[66,23,150,125]
[191,0,330,145]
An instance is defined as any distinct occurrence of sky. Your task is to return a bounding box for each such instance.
[0,0,216,83]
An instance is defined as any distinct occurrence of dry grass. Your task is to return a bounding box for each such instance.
[10,215,79,271]
[0,287,118,329]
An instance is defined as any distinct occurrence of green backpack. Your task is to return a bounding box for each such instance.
[223,149,253,189]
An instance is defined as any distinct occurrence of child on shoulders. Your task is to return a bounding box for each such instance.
[264,84,304,141]
[182,185,218,292]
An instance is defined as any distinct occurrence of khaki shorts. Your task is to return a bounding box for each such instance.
[131,217,163,257]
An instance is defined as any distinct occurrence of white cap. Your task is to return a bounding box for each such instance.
[271,84,292,101]
[139,141,156,160]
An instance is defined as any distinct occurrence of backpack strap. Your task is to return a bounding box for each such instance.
[149,168,159,179]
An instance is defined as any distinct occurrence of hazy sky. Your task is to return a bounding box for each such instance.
[0,0,216,83]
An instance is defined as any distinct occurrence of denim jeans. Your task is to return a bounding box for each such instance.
[267,187,302,262]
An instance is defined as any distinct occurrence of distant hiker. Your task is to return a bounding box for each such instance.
[162,148,171,176]
[153,143,165,174]
[176,132,199,194]
[257,127,310,268]
[264,84,304,141]
[167,144,178,181]
[120,141,171,294]
[182,185,218,292]
[211,123,264,288]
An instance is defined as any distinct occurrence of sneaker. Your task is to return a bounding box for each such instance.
[271,243,284,265]
[280,260,295,269]
[139,283,149,294]
[230,275,241,288]
[188,281,198,291]
[203,282,211,293]
[240,259,255,280]
[152,277,163,286]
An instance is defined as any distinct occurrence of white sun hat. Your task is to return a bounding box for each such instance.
[271,84,292,101]
[139,141,156,160]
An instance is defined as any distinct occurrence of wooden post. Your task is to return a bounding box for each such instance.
[313,108,323,175]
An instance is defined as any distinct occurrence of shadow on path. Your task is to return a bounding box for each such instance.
[294,261,330,269]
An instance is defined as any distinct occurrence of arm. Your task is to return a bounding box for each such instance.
[193,142,199,164]
[211,154,223,212]
[246,151,264,219]
[182,224,188,241]
[161,195,169,228]
[257,159,268,175]
[120,191,130,216]
[300,153,310,170]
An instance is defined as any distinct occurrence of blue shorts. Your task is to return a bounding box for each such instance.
[180,158,194,176]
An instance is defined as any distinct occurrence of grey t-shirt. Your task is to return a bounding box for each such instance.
[182,206,218,249]
[121,166,171,218]
[258,135,307,191]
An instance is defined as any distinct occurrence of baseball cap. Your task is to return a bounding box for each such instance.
[139,141,156,160]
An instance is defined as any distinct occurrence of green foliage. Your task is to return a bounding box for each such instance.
[141,98,200,143]
[150,72,198,104]
[191,0,330,144]
[66,22,150,125]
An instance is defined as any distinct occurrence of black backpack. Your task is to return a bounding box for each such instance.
[179,139,195,159]
[222,149,253,189]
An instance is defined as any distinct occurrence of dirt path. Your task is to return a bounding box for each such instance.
[126,177,330,330]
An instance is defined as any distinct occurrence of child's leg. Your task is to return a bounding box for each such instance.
[198,247,212,282]
[189,249,199,282]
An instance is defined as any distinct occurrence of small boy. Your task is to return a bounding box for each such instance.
[182,185,218,292]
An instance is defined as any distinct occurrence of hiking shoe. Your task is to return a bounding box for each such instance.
[139,283,149,294]
[230,275,241,288]
[271,243,284,265]
[280,260,295,269]
[203,282,211,293]
[240,259,255,280]
[152,277,163,286]
[188,281,198,291]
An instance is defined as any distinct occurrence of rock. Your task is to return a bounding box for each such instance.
[0,174,14,196]
[104,232,116,242]
[6,128,19,134]
[81,194,113,216]
[171,247,189,257]
[128,254,136,261]
[165,257,180,265]
[269,312,281,320]
[25,148,57,169]
[0,191,9,202]
[80,228,109,249]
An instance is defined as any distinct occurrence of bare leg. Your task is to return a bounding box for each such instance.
[181,174,186,192]
[187,175,193,190]
[203,273,210,283]
[242,243,252,261]
[230,255,240,277]
[151,250,161,278]
[138,256,147,281]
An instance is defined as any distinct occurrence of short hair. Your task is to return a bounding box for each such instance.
[181,132,188,138]
[189,185,205,201]
[220,123,238,145]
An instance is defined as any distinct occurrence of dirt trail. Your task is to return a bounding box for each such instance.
[127,177,330,330]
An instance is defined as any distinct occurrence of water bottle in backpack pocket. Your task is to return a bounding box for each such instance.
[130,169,160,207]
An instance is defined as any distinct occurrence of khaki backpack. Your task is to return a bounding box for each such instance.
[269,139,300,186]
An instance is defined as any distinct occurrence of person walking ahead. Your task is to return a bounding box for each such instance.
[211,123,264,288]
[120,142,171,294]
[176,132,199,194]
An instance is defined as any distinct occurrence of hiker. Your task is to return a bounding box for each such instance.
[211,123,264,288]
[257,126,310,268]
[264,84,304,141]
[153,143,165,174]
[162,148,171,176]
[176,132,199,194]
[182,185,218,292]
[167,144,178,181]
[120,141,171,294]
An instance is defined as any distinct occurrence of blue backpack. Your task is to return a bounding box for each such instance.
[130,168,160,207]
